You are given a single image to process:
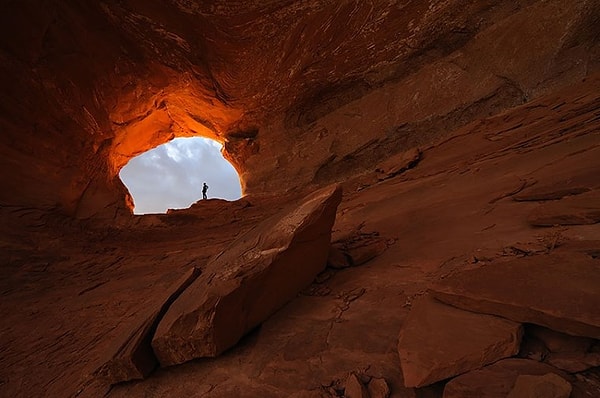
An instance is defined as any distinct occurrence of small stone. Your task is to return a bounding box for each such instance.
[375,147,421,178]
[328,246,351,269]
[344,373,369,398]
[367,377,390,398]
[348,238,388,266]
[333,231,388,267]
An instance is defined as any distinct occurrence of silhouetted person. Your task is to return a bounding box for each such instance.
[202,182,209,200]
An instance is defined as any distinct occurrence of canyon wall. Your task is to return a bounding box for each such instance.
[2,2,600,397]
[0,0,598,221]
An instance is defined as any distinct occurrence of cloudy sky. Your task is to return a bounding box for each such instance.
[119,137,242,214]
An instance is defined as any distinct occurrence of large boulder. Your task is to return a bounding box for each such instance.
[430,253,600,339]
[152,185,342,366]
[397,295,522,388]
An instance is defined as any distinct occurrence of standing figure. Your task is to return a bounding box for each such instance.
[202,182,209,200]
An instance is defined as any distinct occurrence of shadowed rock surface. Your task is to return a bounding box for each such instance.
[1,1,600,397]
[95,267,201,384]
[443,359,570,398]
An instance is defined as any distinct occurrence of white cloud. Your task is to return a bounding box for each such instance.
[119,137,242,214]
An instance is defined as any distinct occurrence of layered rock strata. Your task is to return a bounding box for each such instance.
[430,253,600,339]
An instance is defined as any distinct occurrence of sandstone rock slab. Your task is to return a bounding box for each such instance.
[327,246,351,269]
[95,267,201,384]
[443,358,569,398]
[332,231,388,267]
[344,373,369,398]
[507,373,572,398]
[375,147,421,179]
[367,377,391,398]
[152,185,342,365]
[513,168,599,202]
[527,190,600,226]
[430,253,600,339]
[397,295,522,388]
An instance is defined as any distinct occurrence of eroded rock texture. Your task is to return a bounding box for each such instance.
[1,1,600,397]
[152,185,342,365]
[430,252,600,339]
[1,0,599,219]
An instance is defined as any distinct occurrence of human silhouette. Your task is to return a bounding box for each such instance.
[202,182,209,200]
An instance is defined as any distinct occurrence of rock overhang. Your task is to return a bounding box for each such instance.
[0,0,599,220]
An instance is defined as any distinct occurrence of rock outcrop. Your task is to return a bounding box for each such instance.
[1,1,600,397]
[152,185,342,365]
[527,190,600,226]
[430,253,600,339]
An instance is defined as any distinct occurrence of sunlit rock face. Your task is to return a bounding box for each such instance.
[119,137,242,214]
[0,0,598,220]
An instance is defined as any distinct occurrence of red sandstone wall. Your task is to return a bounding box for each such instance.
[0,0,598,220]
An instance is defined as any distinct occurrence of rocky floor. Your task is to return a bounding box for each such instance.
[1,76,599,397]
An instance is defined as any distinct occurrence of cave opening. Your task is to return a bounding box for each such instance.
[119,137,242,215]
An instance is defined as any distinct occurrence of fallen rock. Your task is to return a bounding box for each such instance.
[527,190,600,226]
[375,147,421,179]
[430,253,600,339]
[95,267,201,384]
[327,246,352,269]
[443,358,569,398]
[152,185,342,365]
[347,238,388,266]
[398,295,522,388]
[367,377,390,398]
[507,373,572,398]
[344,373,369,398]
[333,231,388,267]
